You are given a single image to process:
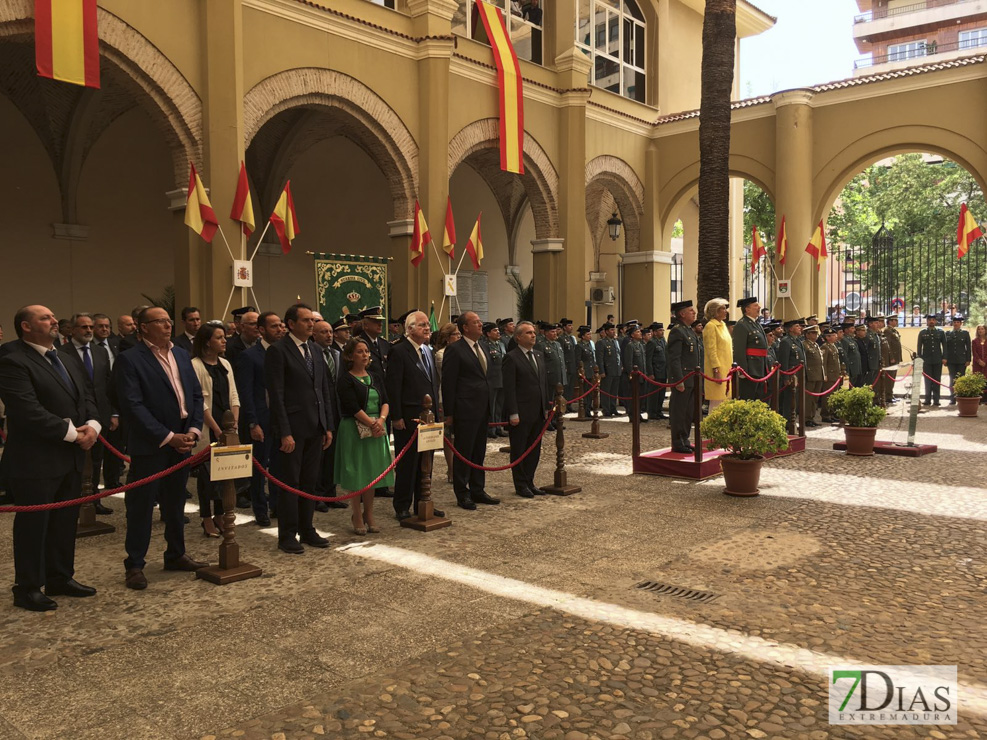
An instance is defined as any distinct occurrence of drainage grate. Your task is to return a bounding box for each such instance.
[633,580,719,604]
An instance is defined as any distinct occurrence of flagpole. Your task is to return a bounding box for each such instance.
[249,220,273,261]
[220,285,236,326]
[216,223,236,263]
[249,287,261,313]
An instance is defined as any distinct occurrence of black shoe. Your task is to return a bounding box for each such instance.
[236,495,251,509]
[375,488,394,498]
[530,486,548,496]
[45,579,97,598]
[93,502,113,515]
[432,508,445,518]
[472,491,501,505]
[185,489,193,499]
[13,589,58,612]
[327,500,348,509]
[396,510,413,521]
[254,515,271,527]
[806,421,819,428]
[487,431,497,439]
[671,446,693,454]
[516,488,534,498]
[314,502,330,513]
[278,540,304,554]
[458,498,477,511]
[301,534,330,548]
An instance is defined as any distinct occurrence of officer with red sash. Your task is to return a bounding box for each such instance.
[732,296,769,400]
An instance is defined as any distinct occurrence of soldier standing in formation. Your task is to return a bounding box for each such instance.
[864,315,885,390]
[820,329,843,423]
[596,322,621,417]
[777,319,806,430]
[802,325,825,427]
[667,301,699,453]
[917,314,946,406]
[481,322,506,438]
[621,323,647,423]
[883,315,902,404]
[558,318,578,410]
[943,315,972,404]
[576,325,595,394]
[645,322,667,420]
[732,296,768,401]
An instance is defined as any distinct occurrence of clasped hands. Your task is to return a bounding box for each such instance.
[73,424,98,451]
[167,432,198,454]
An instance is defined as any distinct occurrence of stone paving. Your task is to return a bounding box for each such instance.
[0,399,985,739]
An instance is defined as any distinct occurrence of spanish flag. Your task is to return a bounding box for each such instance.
[410,200,431,267]
[230,161,255,237]
[751,226,766,274]
[804,220,828,271]
[35,0,100,88]
[777,215,788,265]
[956,202,982,259]
[474,0,524,175]
[270,181,300,254]
[184,163,218,244]
[464,213,484,270]
[442,197,456,260]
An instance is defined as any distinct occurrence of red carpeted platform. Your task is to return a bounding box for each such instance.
[832,440,937,456]
[634,436,805,480]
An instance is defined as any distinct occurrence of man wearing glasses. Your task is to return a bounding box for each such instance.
[114,307,207,590]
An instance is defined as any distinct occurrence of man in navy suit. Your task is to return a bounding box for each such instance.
[502,321,549,498]
[311,318,346,511]
[115,306,206,590]
[0,305,101,611]
[264,303,334,554]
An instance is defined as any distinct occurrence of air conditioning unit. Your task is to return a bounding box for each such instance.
[591,286,615,305]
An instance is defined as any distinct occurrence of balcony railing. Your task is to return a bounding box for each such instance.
[854,0,980,24]
[854,36,987,68]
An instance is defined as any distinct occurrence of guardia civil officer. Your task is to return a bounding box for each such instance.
[667,301,699,453]
[944,314,972,404]
[645,322,667,420]
[732,296,768,400]
[917,314,947,406]
[595,323,621,416]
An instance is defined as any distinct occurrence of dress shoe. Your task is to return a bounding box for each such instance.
[457,498,477,511]
[236,495,251,509]
[529,486,548,496]
[805,420,819,428]
[516,487,534,498]
[13,589,57,611]
[314,501,330,513]
[327,500,348,509]
[375,488,394,498]
[45,579,96,598]
[432,508,445,518]
[94,502,113,515]
[472,491,501,505]
[487,431,497,439]
[671,446,693,454]
[278,540,304,554]
[125,568,148,590]
[163,554,209,571]
[254,515,272,527]
[201,517,221,538]
[396,509,413,521]
[301,534,330,548]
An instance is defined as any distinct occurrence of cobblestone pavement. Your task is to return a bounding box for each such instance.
[0,400,985,739]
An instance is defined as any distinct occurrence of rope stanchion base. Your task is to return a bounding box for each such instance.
[401,501,452,532]
[77,503,116,539]
[197,560,263,586]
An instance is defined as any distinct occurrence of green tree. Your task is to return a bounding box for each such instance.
[743,180,775,246]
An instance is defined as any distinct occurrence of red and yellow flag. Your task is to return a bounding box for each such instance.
[751,226,766,274]
[410,200,431,267]
[474,0,524,175]
[230,161,255,237]
[464,213,484,270]
[442,197,456,260]
[35,0,100,88]
[804,220,828,271]
[184,163,218,243]
[270,181,300,254]
[956,202,982,259]
[777,215,788,265]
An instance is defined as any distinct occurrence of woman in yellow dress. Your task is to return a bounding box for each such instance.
[702,298,733,410]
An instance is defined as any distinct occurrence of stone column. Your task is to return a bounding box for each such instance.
[773,90,816,321]
[622,251,675,321]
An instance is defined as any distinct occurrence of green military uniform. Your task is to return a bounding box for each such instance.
[542,337,566,403]
[917,321,946,405]
[840,331,863,387]
[667,306,699,453]
[732,312,768,400]
[621,331,647,423]
[821,337,843,422]
[645,325,668,419]
[481,332,506,438]
[943,322,972,403]
[864,321,884,387]
[559,325,578,405]
[577,332,596,406]
[882,322,903,403]
[777,326,806,430]
[803,333,825,425]
[595,327,621,416]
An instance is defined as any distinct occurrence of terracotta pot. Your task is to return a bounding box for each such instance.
[844,426,877,456]
[720,455,763,497]
[957,396,980,417]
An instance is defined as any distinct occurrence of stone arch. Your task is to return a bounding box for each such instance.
[243,68,418,220]
[585,155,645,259]
[448,118,559,240]
[0,0,202,189]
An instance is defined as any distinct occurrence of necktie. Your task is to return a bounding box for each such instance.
[474,341,487,374]
[302,341,314,377]
[419,346,429,374]
[46,349,73,390]
[323,347,335,378]
[528,350,538,374]
[81,344,94,380]
[98,339,113,368]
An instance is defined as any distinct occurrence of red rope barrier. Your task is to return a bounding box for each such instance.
[444,411,555,471]
[0,449,210,513]
[922,372,952,389]
[805,376,845,397]
[599,386,663,401]
[779,364,804,376]
[253,428,419,503]
[98,434,131,463]
[638,369,699,389]
[733,364,779,384]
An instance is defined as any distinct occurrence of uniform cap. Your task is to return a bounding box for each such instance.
[670,300,693,313]
[577,325,591,335]
[231,306,257,318]
[650,322,664,330]
[358,306,385,320]
[783,319,800,328]
[599,322,614,332]
[736,296,758,309]
[559,317,573,326]
[331,318,349,330]
[482,322,497,333]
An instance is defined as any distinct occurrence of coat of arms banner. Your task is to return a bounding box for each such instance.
[313,253,389,321]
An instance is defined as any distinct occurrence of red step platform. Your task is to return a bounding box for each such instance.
[633,436,805,480]
[832,440,936,457]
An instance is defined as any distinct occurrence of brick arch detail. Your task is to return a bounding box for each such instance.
[0,0,203,188]
[585,155,645,254]
[447,119,559,239]
[243,69,419,220]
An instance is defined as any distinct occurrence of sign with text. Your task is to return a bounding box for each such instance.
[417,422,445,452]
[829,665,957,725]
[210,444,253,481]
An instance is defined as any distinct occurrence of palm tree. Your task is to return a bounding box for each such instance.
[697,0,737,309]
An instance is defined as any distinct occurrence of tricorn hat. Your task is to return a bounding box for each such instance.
[736,296,758,309]
[670,300,693,313]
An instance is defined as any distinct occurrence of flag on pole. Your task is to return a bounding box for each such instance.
[956,202,983,259]
[429,302,439,333]
[474,0,525,174]
[35,0,100,88]
[184,163,218,243]
[751,226,766,274]
[464,213,484,270]
[804,220,828,271]
[230,161,255,237]
[777,215,788,265]
[410,200,431,267]
[442,197,456,260]
[270,181,300,254]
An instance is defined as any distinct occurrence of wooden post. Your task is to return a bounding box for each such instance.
[402,395,452,531]
[770,363,780,413]
[631,365,641,459]
[731,363,740,400]
[197,412,263,585]
[573,362,590,422]
[693,365,703,463]
[544,383,581,495]
[798,365,807,437]
[76,448,115,538]
[583,365,609,439]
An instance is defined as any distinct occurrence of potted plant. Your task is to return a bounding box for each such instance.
[953,372,986,417]
[827,386,886,456]
[700,399,789,497]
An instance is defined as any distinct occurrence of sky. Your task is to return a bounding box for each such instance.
[739,0,862,98]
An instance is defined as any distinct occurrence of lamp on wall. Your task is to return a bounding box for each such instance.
[607,212,622,241]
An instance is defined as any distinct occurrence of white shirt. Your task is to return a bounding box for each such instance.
[22,339,102,442]
[289,332,309,358]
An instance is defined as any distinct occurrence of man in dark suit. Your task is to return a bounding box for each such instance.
[385,311,446,521]
[116,308,146,353]
[226,308,259,369]
[173,306,201,353]
[115,306,207,590]
[441,311,500,510]
[503,321,548,498]
[0,305,101,611]
[58,313,117,514]
[264,303,335,554]
[92,313,124,488]
[235,311,283,527]
[312,318,346,511]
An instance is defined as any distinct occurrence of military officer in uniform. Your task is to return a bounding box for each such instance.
[943,315,972,404]
[883,315,903,404]
[777,319,806,430]
[576,325,596,400]
[863,315,884,389]
[917,314,947,406]
[645,322,667,420]
[481,322,507,438]
[820,328,843,422]
[802,324,825,427]
[558,318,578,409]
[540,323,566,427]
[621,323,647,423]
[732,296,768,401]
[595,322,621,416]
[765,320,781,367]
[667,301,699,453]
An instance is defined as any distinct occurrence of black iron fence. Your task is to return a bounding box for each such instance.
[741,250,777,313]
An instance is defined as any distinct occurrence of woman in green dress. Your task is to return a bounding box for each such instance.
[335,337,394,534]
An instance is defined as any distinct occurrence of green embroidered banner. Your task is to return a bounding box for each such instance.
[313,253,389,322]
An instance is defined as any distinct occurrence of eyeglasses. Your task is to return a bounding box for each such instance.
[144,318,173,326]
